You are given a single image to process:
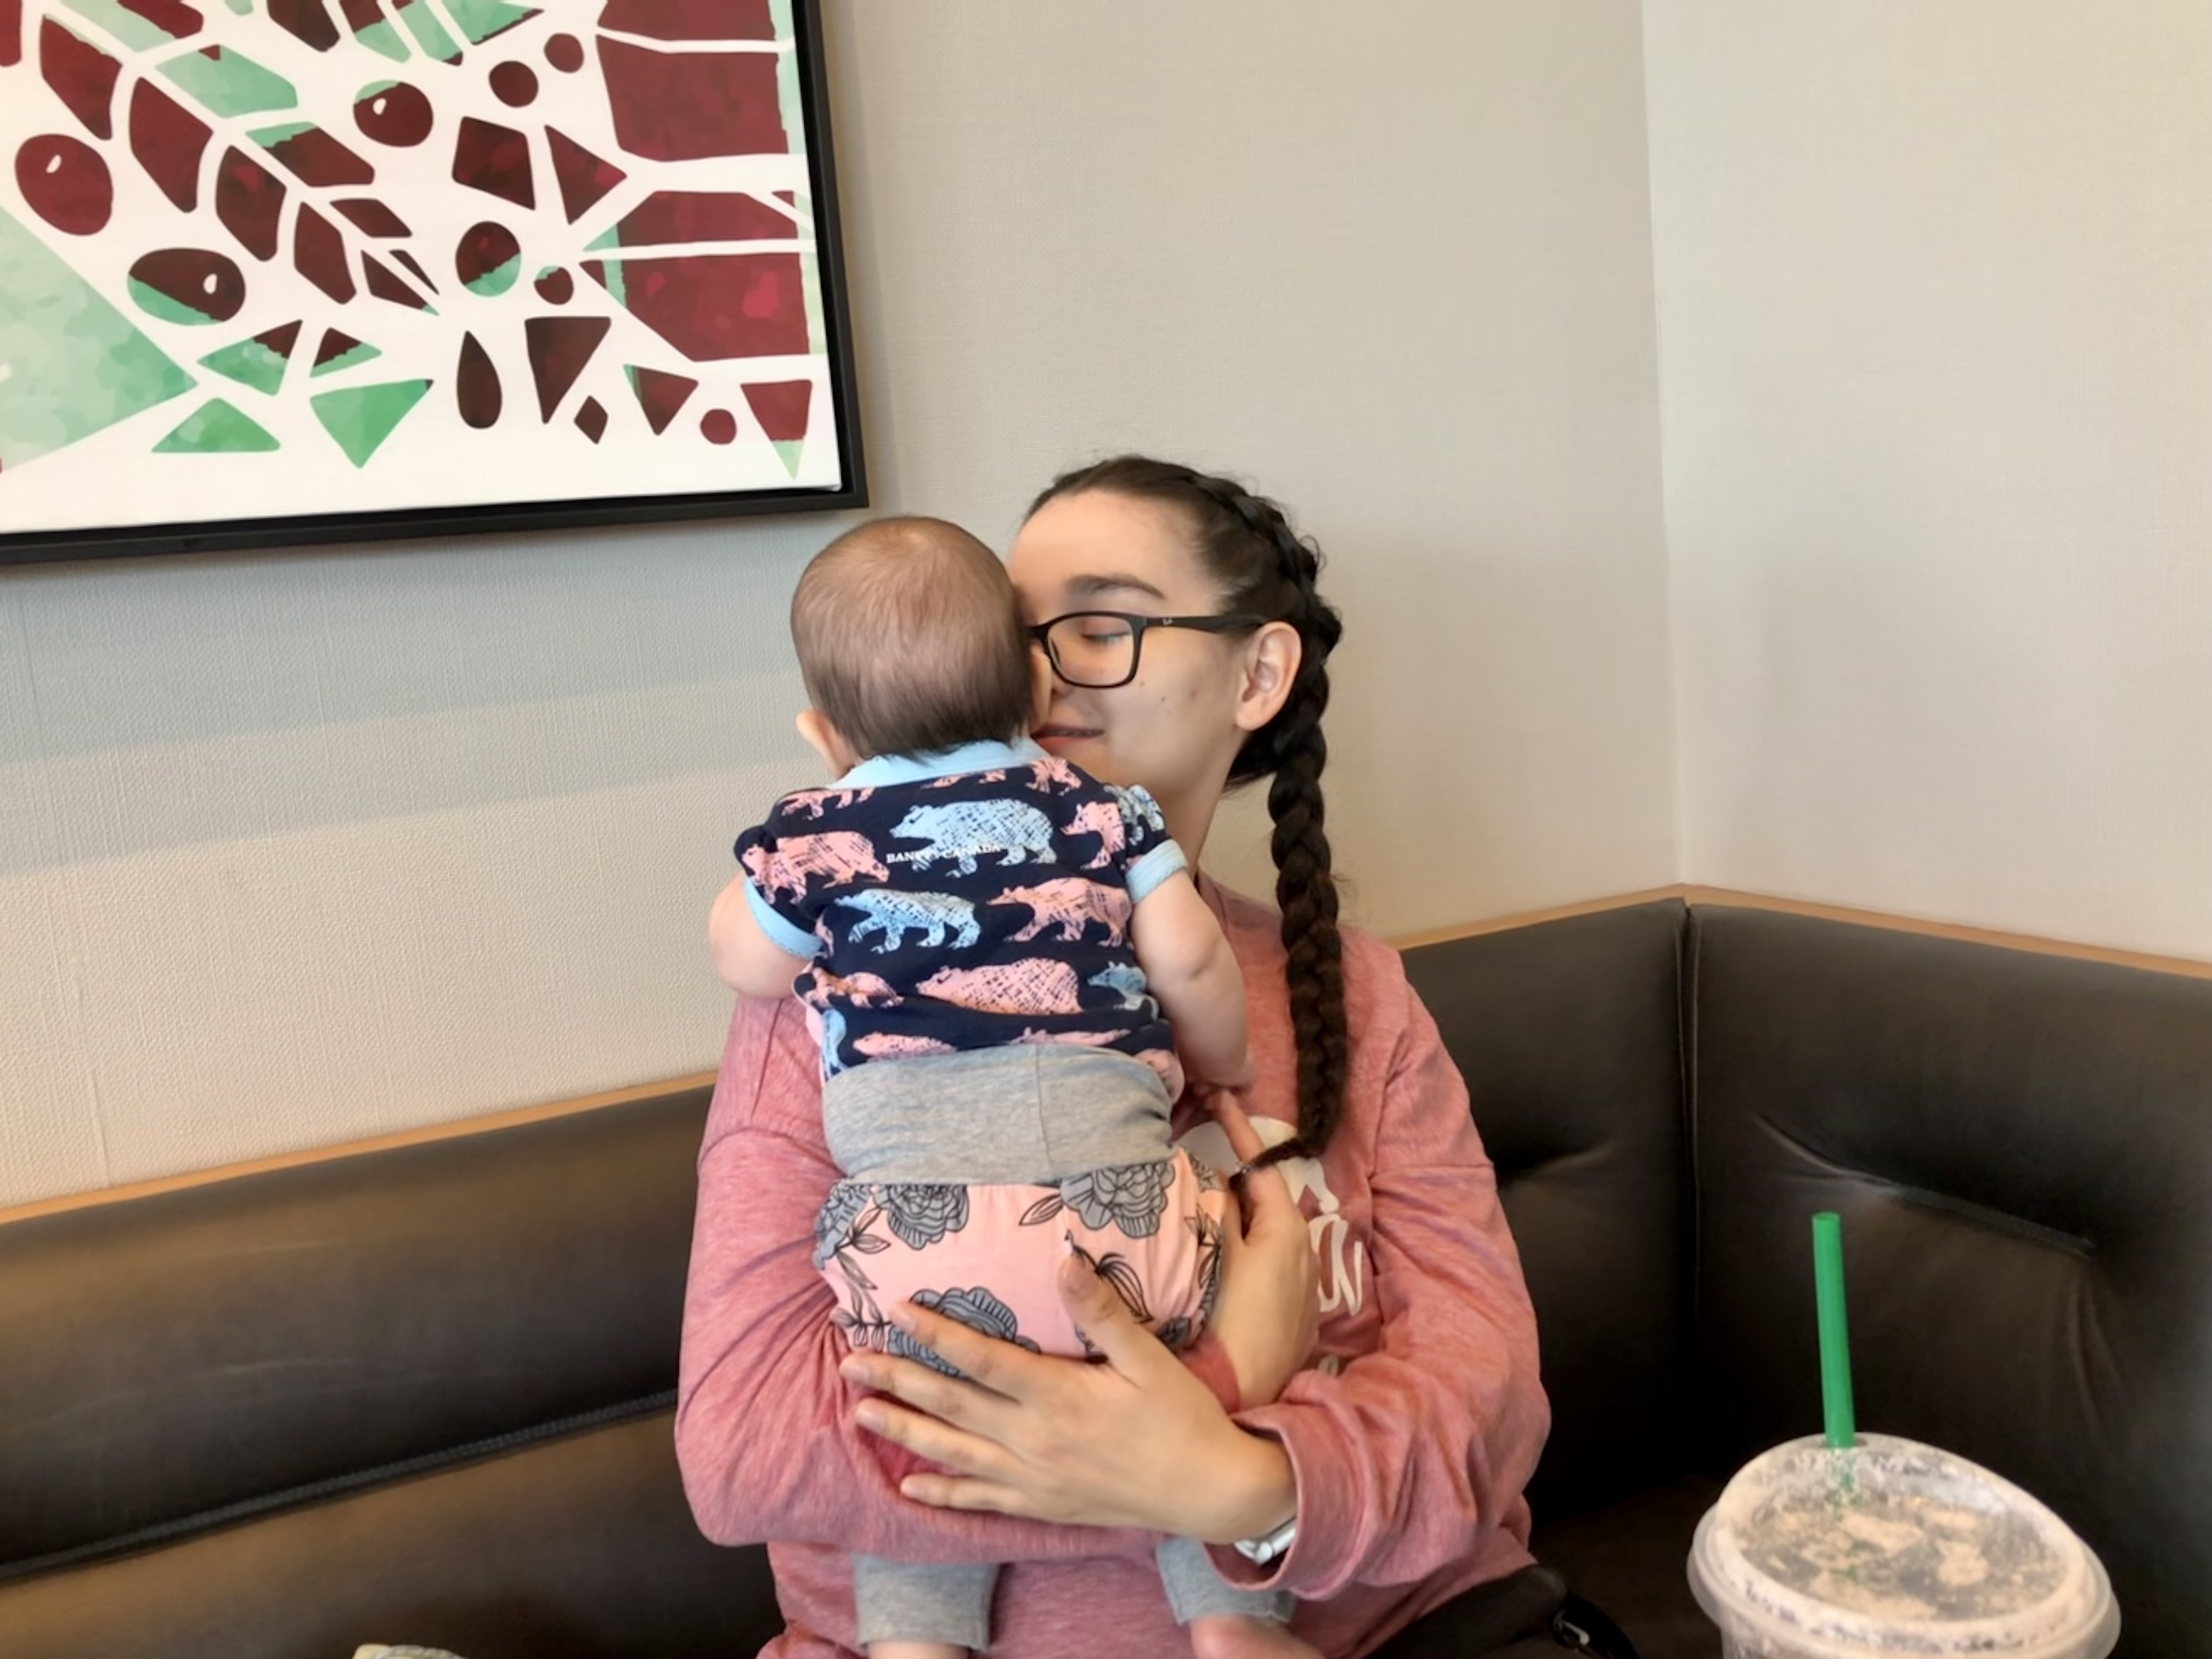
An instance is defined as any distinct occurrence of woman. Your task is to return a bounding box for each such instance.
[677,457,1552,1658]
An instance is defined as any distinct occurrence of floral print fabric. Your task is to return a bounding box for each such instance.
[814,1152,1227,1377]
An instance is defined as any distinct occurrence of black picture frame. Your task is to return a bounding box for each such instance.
[0,0,866,567]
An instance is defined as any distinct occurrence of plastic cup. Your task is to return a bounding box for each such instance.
[1687,1434,2119,1659]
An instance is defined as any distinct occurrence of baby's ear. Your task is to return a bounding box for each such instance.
[795,709,848,772]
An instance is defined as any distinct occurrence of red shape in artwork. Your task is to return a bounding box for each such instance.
[335,0,385,37]
[524,315,611,420]
[615,191,792,246]
[216,146,286,262]
[534,266,574,303]
[130,248,246,322]
[259,125,376,188]
[363,252,432,310]
[544,31,583,72]
[452,115,534,208]
[597,40,785,162]
[16,134,111,235]
[489,61,537,106]
[118,0,203,41]
[2,0,22,69]
[454,219,520,290]
[129,82,212,212]
[334,197,410,237]
[268,0,337,51]
[354,81,433,147]
[545,127,623,223]
[256,319,303,360]
[392,249,436,290]
[626,365,695,435]
[456,332,501,428]
[574,397,607,442]
[313,328,364,370]
[699,408,736,445]
[596,251,808,363]
[294,204,357,302]
[41,20,120,140]
[742,380,811,443]
[597,0,772,40]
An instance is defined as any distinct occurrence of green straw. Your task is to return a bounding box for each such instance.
[1812,1211,1857,1449]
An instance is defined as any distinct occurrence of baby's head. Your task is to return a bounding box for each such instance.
[790,516,1035,766]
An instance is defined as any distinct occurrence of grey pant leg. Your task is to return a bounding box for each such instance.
[850,1554,998,1650]
[1156,1534,1295,1626]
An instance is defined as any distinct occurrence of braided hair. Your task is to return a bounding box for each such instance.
[1026,456,1347,1167]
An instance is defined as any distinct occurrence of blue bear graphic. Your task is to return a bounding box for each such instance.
[889,799,1057,876]
[834,889,982,953]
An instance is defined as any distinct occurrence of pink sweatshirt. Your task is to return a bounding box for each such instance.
[675,879,1550,1659]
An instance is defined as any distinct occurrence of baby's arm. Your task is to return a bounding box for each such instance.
[707,872,816,1000]
[1128,870,1252,1090]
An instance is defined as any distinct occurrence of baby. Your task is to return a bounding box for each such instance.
[710,517,1312,1659]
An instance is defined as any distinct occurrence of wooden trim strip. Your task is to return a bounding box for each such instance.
[1682,885,2212,982]
[1386,885,1686,950]
[0,1070,719,1228]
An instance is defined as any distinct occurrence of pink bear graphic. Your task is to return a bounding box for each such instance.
[759,832,889,900]
[1025,758,1085,795]
[809,969,901,1008]
[787,787,871,819]
[996,877,1131,943]
[1063,799,1126,867]
[850,1032,958,1059]
[918,958,1083,1016]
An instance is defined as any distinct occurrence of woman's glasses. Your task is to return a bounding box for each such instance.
[1027,611,1265,690]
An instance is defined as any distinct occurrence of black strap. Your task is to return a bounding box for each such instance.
[1548,1590,1644,1659]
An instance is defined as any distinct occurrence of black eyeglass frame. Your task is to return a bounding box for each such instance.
[1026,610,1267,690]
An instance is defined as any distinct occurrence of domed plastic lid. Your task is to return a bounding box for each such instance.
[1688,1435,2119,1659]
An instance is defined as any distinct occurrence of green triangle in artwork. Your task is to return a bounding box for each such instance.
[198,329,295,396]
[392,0,462,62]
[154,398,280,453]
[774,439,803,477]
[442,0,539,46]
[311,379,431,467]
[0,206,194,471]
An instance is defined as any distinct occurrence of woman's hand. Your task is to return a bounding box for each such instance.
[838,1256,1297,1544]
[1205,1094,1321,1408]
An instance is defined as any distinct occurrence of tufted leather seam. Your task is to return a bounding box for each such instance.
[1753,1115,2097,1260]
[0,1388,679,1585]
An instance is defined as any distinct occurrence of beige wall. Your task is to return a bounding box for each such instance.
[0,1,1677,1205]
[1647,2,2212,959]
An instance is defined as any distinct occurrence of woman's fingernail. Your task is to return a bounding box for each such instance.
[839,1355,867,1383]
[888,1302,916,1331]
[855,1401,884,1432]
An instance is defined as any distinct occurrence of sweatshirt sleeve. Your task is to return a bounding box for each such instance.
[1205,955,1550,1600]
[673,994,1163,1566]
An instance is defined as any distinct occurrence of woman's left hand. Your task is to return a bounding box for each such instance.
[839,1255,1297,1544]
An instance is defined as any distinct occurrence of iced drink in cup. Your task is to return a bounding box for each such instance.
[1687,1433,2118,1659]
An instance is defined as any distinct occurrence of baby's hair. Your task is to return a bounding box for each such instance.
[790,516,1032,761]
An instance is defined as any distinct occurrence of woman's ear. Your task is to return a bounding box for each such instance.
[1231,621,1302,734]
[795,709,857,773]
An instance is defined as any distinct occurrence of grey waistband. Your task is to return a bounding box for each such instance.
[822,1045,1174,1185]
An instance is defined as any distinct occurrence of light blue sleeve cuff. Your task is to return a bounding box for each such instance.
[1125,838,1189,906]
[743,877,821,960]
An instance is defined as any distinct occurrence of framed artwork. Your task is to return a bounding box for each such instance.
[0,0,865,564]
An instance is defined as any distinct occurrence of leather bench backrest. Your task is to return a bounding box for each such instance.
[0,1089,778,1659]
[1403,899,1697,1519]
[1691,905,2212,1658]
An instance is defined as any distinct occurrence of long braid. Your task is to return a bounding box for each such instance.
[1030,457,1348,1165]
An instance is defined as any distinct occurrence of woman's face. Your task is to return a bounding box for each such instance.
[1009,489,1290,855]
